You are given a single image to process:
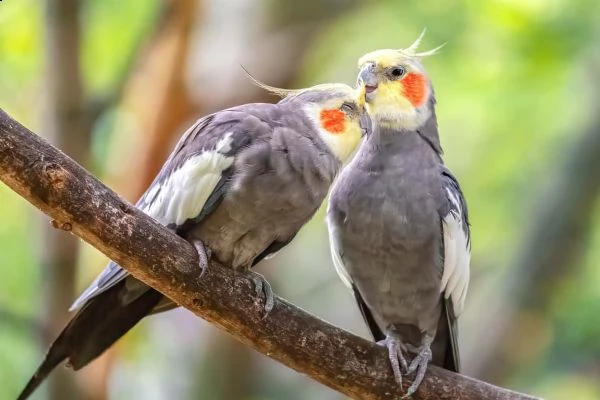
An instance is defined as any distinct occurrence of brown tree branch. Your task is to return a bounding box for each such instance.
[0,108,541,400]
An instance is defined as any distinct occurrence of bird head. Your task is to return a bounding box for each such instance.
[356,30,443,130]
[293,83,370,163]
[245,72,370,163]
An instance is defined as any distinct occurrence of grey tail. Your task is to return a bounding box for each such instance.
[17,333,69,400]
[352,284,385,341]
[17,281,163,400]
[436,298,460,372]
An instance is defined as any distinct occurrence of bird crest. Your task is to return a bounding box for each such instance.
[241,66,297,98]
[240,66,351,100]
[400,28,446,58]
[358,29,445,68]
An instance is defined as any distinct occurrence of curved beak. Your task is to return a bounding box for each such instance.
[357,62,378,101]
[354,85,371,137]
[359,112,372,137]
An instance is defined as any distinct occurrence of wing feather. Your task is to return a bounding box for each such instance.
[327,213,353,289]
[440,167,471,317]
[70,111,258,310]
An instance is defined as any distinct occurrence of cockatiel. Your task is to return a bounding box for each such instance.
[327,33,470,397]
[18,82,370,400]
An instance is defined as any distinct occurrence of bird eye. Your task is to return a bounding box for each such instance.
[341,102,356,114]
[389,66,406,79]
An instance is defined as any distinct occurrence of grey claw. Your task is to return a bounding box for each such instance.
[403,357,428,398]
[249,271,274,316]
[252,274,263,296]
[403,335,433,398]
[399,348,409,372]
[377,334,409,386]
[189,238,211,276]
[191,238,211,277]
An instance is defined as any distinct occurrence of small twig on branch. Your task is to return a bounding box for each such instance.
[0,108,542,400]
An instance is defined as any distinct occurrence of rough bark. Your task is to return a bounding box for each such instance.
[0,109,542,400]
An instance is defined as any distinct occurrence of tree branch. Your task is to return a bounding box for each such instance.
[0,108,541,400]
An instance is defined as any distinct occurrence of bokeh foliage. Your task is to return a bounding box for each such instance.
[1,0,599,399]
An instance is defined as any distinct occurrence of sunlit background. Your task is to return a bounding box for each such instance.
[1,0,600,399]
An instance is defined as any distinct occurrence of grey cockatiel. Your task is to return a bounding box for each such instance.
[18,82,369,400]
[327,36,471,397]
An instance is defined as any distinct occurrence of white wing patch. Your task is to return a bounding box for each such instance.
[441,187,471,317]
[327,214,353,289]
[143,133,234,226]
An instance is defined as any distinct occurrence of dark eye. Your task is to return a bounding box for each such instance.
[341,102,356,113]
[389,66,406,79]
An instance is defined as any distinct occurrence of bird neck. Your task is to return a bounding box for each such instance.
[370,109,443,157]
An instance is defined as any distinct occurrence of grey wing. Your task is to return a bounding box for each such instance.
[326,198,353,289]
[438,166,471,371]
[69,261,129,311]
[439,166,471,317]
[70,110,263,311]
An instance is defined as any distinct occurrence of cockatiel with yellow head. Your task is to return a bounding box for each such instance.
[327,32,471,396]
[18,81,370,400]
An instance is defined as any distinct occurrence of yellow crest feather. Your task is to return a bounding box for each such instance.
[241,66,357,100]
[357,29,446,68]
[399,28,446,58]
[241,65,299,98]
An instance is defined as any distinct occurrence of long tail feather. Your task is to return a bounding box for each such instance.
[17,336,70,400]
[17,281,163,400]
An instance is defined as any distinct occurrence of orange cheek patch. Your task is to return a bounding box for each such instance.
[320,109,346,134]
[400,73,427,107]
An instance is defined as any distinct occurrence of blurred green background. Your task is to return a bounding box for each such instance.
[1,0,600,399]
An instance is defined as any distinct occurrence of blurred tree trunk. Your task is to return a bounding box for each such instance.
[105,0,199,200]
[192,335,254,400]
[189,0,359,114]
[41,0,89,399]
[464,62,600,382]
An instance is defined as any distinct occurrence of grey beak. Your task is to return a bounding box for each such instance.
[357,62,378,91]
[359,113,372,137]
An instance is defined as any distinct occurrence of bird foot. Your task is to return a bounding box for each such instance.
[247,271,274,316]
[190,238,212,277]
[403,334,434,398]
[377,334,410,387]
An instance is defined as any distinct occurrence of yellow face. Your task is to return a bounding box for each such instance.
[302,84,370,163]
[357,49,432,130]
